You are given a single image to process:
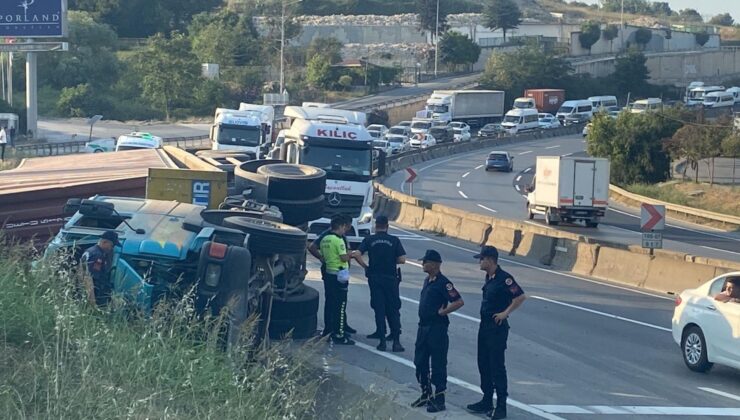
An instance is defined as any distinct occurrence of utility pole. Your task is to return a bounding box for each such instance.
[434,0,440,77]
[279,0,286,95]
[620,0,624,49]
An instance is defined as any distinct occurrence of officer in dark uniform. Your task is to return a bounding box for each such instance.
[80,230,120,307]
[467,246,527,420]
[411,249,464,413]
[352,215,406,352]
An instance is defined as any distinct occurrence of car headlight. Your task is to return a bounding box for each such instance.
[358,211,373,225]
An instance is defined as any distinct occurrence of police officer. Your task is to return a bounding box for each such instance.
[352,215,406,352]
[411,250,464,413]
[79,230,120,307]
[467,246,527,420]
[318,214,355,345]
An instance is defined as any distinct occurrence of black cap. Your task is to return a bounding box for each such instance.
[375,215,389,226]
[101,230,121,246]
[419,249,442,263]
[474,245,499,260]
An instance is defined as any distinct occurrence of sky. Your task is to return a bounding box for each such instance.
[579,1,740,20]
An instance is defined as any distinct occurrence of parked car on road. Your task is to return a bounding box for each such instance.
[372,139,393,156]
[429,126,454,144]
[672,273,740,372]
[478,123,504,137]
[451,123,472,142]
[367,124,389,139]
[84,138,116,153]
[409,133,437,149]
[538,113,561,129]
[385,126,411,153]
[485,151,514,172]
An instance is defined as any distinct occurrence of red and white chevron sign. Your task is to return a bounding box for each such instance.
[640,204,665,231]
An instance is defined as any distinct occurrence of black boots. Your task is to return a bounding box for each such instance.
[391,339,405,352]
[410,387,432,408]
[491,399,507,419]
[467,397,493,414]
[426,391,446,413]
[376,339,387,351]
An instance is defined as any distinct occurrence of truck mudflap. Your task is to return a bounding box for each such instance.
[553,206,607,226]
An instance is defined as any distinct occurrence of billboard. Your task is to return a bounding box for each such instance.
[0,0,67,38]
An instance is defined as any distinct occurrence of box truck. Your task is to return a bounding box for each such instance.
[424,90,505,126]
[526,156,610,227]
[523,89,565,114]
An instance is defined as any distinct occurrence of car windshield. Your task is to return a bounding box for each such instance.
[216,125,261,147]
[503,115,521,123]
[558,106,574,113]
[301,144,372,182]
[482,124,499,130]
[411,122,431,130]
[540,118,551,122]
[388,127,406,135]
[398,121,411,127]
[373,141,388,148]
[368,131,381,138]
[488,153,508,161]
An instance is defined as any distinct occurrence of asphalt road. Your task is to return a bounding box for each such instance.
[36,118,210,143]
[384,134,740,261]
[332,72,482,111]
[307,227,740,419]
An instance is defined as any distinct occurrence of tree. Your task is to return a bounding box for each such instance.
[438,32,481,71]
[695,32,710,46]
[305,55,333,89]
[306,37,344,64]
[612,49,649,97]
[134,32,201,120]
[669,124,707,182]
[483,0,523,42]
[709,13,734,26]
[703,117,732,185]
[416,0,450,34]
[722,133,740,185]
[56,84,112,118]
[578,21,601,54]
[634,28,653,49]
[189,11,261,67]
[602,24,619,51]
[679,9,704,23]
[338,75,353,90]
[587,112,679,185]
[651,2,672,16]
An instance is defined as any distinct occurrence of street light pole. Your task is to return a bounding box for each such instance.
[280,0,286,95]
[434,0,440,77]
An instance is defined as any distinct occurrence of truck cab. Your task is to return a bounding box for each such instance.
[277,106,383,247]
[211,105,274,159]
[513,97,537,110]
[424,92,452,123]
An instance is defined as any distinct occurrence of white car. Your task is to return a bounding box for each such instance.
[372,140,393,156]
[538,113,561,129]
[84,138,116,153]
[672,273,740,372]
[449,122,472,142]
[409,133,436,149]
[367,124,388,139]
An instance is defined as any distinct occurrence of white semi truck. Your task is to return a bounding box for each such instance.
[277,106,381,247]
[210,104,275,158]
[423,90,505,126]
[526,156,610,227]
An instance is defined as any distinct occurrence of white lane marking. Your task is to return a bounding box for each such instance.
[462,171,471,178]
[515,185,521,192]
[475,164,484,170]
[699,387,740,403]
[531,296,671,332]
[609,208,740,242]
[545,145,560,149]
[518,151,533,155]
[700,245,740,256]
[456,181,461,187]
[477,204,497,213]
[516,175,522,182]
[561,152,573,157]
[353,342,566,420]
[523,167,532,173]
[532,405,740,416]
[458,190,468,199]
[390,225,674,301]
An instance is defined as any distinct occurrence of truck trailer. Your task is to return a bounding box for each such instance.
[424,90,505,126]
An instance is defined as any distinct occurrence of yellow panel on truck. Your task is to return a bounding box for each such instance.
[146,168,227,209]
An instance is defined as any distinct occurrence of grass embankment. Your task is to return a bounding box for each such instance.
[626,182,740,218]
[0,244,322,418]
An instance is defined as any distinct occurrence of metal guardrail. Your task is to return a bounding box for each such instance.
[341,77,481,112]
[609,184,740,229]
[10,135,210,158]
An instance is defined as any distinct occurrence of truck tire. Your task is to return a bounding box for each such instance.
[223,216,307,255]
[257,164,326,201]
[239,159,283,173]
[270,285,320,320]
[545,211,559,226]
[527,205,534,220]
[268,195,325,226]
[269,314,318,340]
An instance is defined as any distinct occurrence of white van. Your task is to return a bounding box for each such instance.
[703,91,735,108]
[556,100,593,124]
[513,97,537,110]
[588,96,618,110]
[725,87,740,104]
[686,86,725,106]
[501,108,540,134]
[115,132,163,151]
[631,98,662,114]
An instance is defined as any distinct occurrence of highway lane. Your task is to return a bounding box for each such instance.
[384,134,740,260]
[307,226,740,419]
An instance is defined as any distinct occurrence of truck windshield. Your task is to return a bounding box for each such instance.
[388,127,406,135]
[301,144,372,182]
[216,125,262,147]
[558,106,574,113]
[428,105,448,113]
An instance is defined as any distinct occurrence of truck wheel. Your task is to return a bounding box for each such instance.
[223,216,307,255]
[269,314,318,340]
[271,285,320,320]
[545,211,559,226]
[257,164,327,201]
[527,205,534,220]
[238,159,283,173]
[268,195,325,226]
[202,209,276,225]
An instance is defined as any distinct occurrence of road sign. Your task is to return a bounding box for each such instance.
[405,167,417,183]
[640,203,665,231]
[641,232,663,249]
[0,0,68,38]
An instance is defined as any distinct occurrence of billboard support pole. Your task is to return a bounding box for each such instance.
[25,48,37,138]
[8,52,12,106]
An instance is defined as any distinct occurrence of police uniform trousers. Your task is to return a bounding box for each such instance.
[477,321,509,401]
[414,323,449,392]
[368,274,402,338]
[323,270,348,337]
